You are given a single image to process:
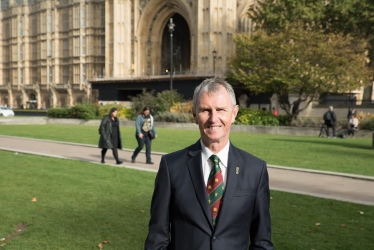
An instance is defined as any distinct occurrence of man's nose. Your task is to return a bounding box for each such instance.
[209,110,218,122]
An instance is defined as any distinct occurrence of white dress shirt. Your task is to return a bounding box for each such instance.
[200,139,230,186]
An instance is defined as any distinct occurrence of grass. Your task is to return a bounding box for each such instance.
[0,150,373,249]
[1,124,374,176]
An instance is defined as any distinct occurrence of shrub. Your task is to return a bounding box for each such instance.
[69,104,97,120]
[360,117,374,131]
[118,107,133,119]
[277,115,290,126]
[154,112,193,123]
[98,104,132,119]
[155,90,184,113]
[47,108,71,118]
[235,108,279,126]
[170,101,193,114]
[129,89,157,117]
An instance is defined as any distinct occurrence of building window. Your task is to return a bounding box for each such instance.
[19,19,22,37]
[81,6,86,28]
[62,13,69,31]
[19,68,23,84]
[63,39,69,57]
[32,43,37,60]
[101,36,105,55]
[81,36,86,55]
[81,64,86,82]
[47,40,52,57]
[101,6,105,27]
[32,68,38,84]
[41,41,47,59]
[49,66,53,84]
[74,37,80,56]
[62,66,70,83]
[47,12,52,32]
[19,44,23,60]
[32,17,37,35]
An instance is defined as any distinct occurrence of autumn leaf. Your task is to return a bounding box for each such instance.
[340,224,345,227]
[97,240,109,249]
[141,210,144,212]
[270,197,273,200]
[315,222,321,226]
[359,211,364,215]
[31,197,38,202]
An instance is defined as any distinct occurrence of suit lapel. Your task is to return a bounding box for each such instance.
[216,144,242,230]
[187,141,213,229]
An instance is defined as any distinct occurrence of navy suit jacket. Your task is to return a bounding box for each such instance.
[145,141,273,250]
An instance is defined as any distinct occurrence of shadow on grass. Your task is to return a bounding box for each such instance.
[270,138,374,150]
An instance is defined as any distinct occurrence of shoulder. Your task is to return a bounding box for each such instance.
[231,144,265,166]
[161,142,200,166]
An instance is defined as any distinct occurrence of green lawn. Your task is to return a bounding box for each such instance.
[1,124,374,176]
[0,150,373,249]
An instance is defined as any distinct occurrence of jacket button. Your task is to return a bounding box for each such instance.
[212,236,217,242]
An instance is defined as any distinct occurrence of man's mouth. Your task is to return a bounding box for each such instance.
[207,125,222,130]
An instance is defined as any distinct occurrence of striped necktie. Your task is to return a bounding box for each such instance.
[206,154,224,227]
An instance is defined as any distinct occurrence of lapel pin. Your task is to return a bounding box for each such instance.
[236,167,239,175]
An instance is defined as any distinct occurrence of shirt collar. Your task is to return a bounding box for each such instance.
[200,139,230,168]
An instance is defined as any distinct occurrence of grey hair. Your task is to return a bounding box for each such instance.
[329,106,333,111]
[192,77,237,114]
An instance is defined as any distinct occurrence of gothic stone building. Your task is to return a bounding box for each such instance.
[0,0,256,109]
[1,0,372,110]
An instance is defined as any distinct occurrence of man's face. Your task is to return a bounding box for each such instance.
[194,85,238,147]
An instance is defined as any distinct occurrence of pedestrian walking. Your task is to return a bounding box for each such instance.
[323,106,337,138]
[131,107,157,164]
[98,107,123,164]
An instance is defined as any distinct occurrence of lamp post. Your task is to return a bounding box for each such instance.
[212,49,217,75]
[168,18,175,90]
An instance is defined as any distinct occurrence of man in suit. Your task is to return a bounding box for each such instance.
[145,78,273,250]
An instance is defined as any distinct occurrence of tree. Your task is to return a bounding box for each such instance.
[250,0,374,66]
[228,25,370,122]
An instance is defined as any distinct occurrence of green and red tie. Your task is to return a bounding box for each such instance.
[207,154,224,227]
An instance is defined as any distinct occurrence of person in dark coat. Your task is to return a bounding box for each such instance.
[98,107,123,164]
[324,106,337,138]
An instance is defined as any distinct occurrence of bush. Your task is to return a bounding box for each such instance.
[47,108,71,118]
[360,117,374,131]
[129,89,157,117]
[69,104,98,120]
[235,108,279,126]
[98,104,132,119]
[154,112,193,123]
[277,115,290,126]
[170,101,193,114]
[155,90,184,113]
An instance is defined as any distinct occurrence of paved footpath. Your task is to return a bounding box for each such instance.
[1,135,373,206]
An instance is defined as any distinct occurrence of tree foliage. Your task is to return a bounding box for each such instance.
[250,0,374,65]
[228,25,370,122]
[129,89,185,116]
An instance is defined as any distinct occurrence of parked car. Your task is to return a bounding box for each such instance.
[0,106,15,117]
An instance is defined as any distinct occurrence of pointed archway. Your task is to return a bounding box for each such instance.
[161,14,191,74]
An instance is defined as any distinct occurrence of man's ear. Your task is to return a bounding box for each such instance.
[192,112,198,124]
[231,105,239,123]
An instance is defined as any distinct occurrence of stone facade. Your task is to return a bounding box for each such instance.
[0,0,257,108]
[0,0,371,110]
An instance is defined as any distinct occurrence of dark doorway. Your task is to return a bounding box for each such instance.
[161,14,191,74]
